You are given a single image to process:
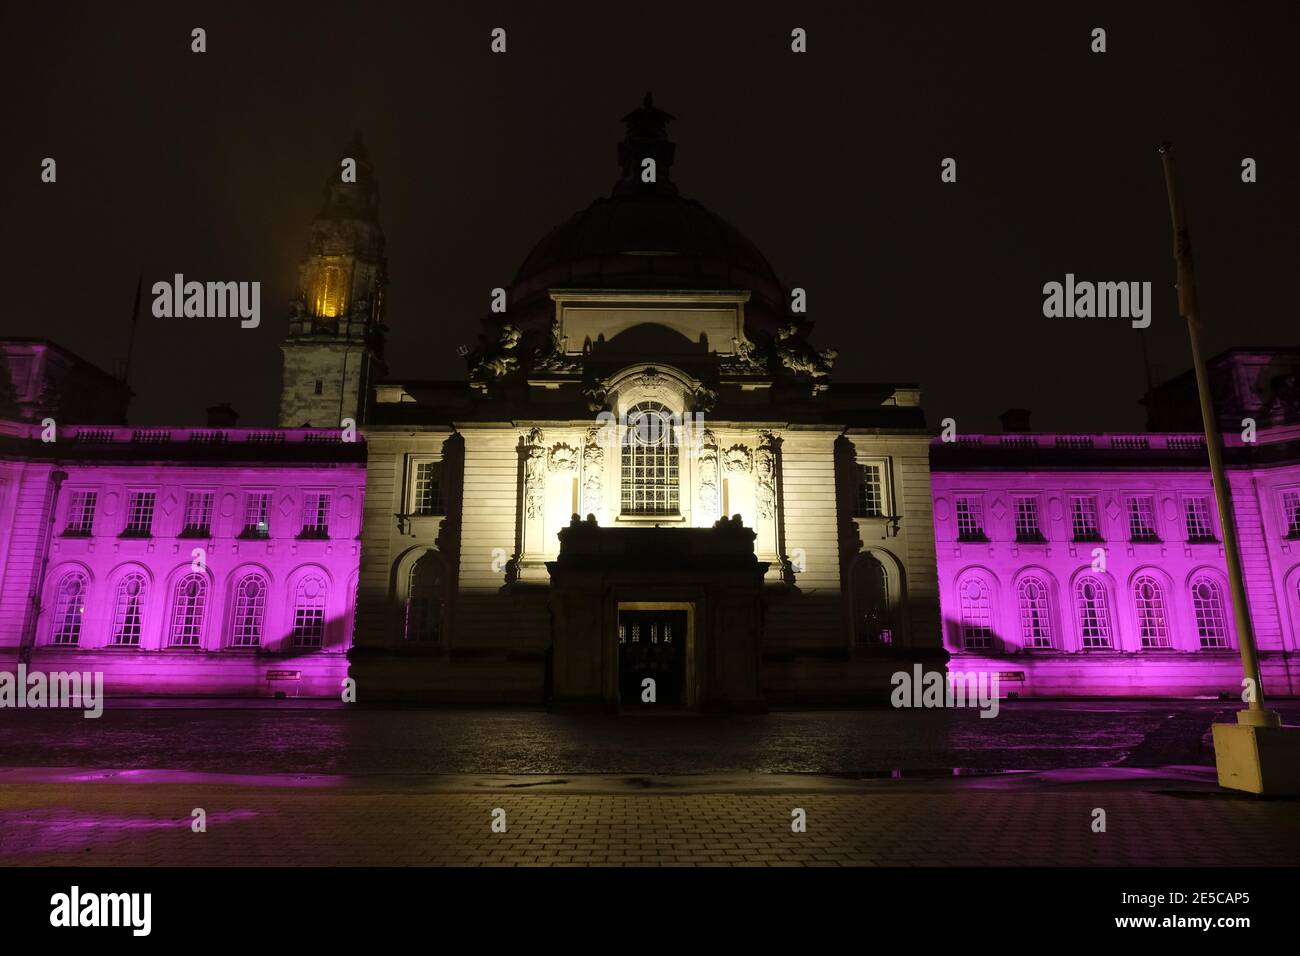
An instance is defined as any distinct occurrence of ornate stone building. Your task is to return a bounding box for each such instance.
[12,102,1294,704]
[350,97,944,708]
[0,402,365,697]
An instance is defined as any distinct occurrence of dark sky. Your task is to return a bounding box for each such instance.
[3,1,1297,431]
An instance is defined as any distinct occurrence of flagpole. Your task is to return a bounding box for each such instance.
[122,274,142,414]
[1157,143,1279,729]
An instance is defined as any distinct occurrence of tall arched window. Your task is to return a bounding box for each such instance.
[852,553,894,645]
[110,573,147,646]
[959,576,994,650]
[1133,575,1170,648]
[51,571,89,645]
[1075,576,1112,648]
[312,263,348,318]
[1017,576,1052,648]
[1191,576,1229,648]
[621,401,679,515]
[230,573,268,647]
[169,573,207,647]
[292,574,328,648]
[405,554,443,642]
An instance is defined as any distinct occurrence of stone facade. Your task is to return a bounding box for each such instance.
[349,98,945,707]
[931,350,1300,697]
[7,104,1297,707]
[0,418,365,697]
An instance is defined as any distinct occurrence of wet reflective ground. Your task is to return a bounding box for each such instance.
[2,700,1297,775]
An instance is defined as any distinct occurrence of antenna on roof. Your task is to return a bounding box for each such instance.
[1137,326,1166,428]
[122,273,142,412]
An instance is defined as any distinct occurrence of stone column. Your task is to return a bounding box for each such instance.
[518,426,549,583]
[754,430,781,569]
[580,427,607,524]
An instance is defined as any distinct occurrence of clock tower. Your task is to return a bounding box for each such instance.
[279,132,388,427]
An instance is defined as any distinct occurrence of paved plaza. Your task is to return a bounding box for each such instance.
[1,768,1298,866]
[1,702,1297,867]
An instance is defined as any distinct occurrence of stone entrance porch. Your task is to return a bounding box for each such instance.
[546,516,768,713]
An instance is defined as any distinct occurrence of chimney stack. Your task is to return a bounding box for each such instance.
[999,408,1032,433]
[206,402,239,427]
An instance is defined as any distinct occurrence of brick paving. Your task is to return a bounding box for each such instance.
[1,774,1297,867]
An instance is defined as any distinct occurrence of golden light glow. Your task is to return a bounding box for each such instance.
[312,263,348,318]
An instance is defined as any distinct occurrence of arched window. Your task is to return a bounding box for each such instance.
[312,263,348,318]
[621,401,679,515]
[292,574,327,647]
[404,554,443,642]
[852,553,894,645]
[169,573,207,647]
[1017,576,1052,648]
[1133,575,1170,648]
[230,573,267,647]
[1075,576,1112,648]
[51,571,89,645]
[110,573,147,646]
[959,576,994,650]
[1191,576,1229,648]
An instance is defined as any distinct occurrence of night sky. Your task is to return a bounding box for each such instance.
[3,1,1297,431]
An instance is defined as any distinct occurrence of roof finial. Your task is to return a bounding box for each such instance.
[615,93,678,195]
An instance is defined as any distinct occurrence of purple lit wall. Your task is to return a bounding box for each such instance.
[930,427,1300,697]
[0,421,365,697]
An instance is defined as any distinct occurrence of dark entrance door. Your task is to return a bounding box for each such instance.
[617,609,687,708]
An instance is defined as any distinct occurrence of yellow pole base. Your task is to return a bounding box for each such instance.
[1212,721,1300,795]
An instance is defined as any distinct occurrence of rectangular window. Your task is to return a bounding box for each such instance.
[1014,495,1043,542]
[412,461,442,515]
[854,463,885,518]
[1070,496,1101,541]
[1184,496,1216,542]
[242,492,271,538]
[292,607,325,647]
[1282,491,1300,538]
[1127,496,1159,542]
[301,491,331,537]
[181,491,214,536]
[955,496,985,541]
[64,490,97,535]
[122,491,156,537]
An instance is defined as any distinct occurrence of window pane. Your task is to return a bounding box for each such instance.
[1014,496,1042,540]
[1127,497,1158,541]
[124,492,155,535]
[956,497,984,540]
[230,574,267,647]
[1192,577,1228,648]
[169,574,207,646]
[413,462,442,515]
[1017,577,1052,648]
[959,577,993,650]
[111,574,147,645]
[51,572,88,645]
[1134,575,1170,648]
[620,402,679,515]
[855,464,884,518]
[1070,496,1100,540]
[1185,497,1215,541]
[1076,577,1111,648]
[292,575,327,647]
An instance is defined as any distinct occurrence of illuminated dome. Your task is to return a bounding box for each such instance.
[510,95,784,314]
